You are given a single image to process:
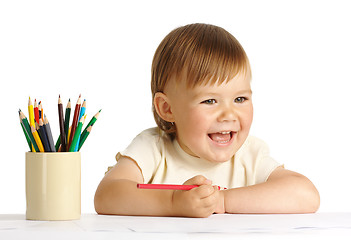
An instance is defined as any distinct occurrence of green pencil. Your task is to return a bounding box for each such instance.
[19,115,32,151]
[81,109,101,140]
[78,125,92,151]
[19,109,39,152]
[69,115,86,152]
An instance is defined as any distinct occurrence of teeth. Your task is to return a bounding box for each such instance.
[220,131,231,134]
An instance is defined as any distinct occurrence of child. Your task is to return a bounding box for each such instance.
[94,23,320,217]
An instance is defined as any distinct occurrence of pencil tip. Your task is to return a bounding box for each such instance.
[99,109,102,112]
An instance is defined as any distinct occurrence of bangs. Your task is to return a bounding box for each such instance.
[173,24,251,88]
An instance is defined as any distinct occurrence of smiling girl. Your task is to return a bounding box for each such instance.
[94,23,320,217]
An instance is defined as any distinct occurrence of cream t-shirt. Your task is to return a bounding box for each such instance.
[116,128,282,189]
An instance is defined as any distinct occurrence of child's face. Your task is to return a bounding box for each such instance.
[164,74,253,163]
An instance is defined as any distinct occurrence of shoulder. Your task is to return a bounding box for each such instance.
[235,135,272,164]
[236,136,281,184]
[131,127,171,147]
[115,127,172,182]
[237,136,270,156]
[117,127,172,162]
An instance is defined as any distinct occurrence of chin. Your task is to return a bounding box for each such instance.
[204,152,234,163]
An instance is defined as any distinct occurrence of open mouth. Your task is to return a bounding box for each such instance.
[208,131,234,144]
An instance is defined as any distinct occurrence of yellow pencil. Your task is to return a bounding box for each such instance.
[28,97,36,152]
[31,125,45,152]
[28,97,35,126]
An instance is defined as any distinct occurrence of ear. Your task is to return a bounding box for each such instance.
[153,92,175,123]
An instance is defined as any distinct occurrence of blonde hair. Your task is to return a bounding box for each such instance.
[151,23,251,138]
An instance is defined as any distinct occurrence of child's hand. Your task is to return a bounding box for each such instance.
[171,175,223,217]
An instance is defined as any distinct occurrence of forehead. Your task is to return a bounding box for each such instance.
[166,72,251,97]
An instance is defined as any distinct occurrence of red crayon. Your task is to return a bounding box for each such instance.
[137,184,225,190]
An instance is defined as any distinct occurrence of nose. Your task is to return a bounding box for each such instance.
[217,104,238,122]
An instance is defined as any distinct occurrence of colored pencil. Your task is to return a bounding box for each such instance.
[28,97,36,151]
[55,135,61,152]
[64,99,71,143]
[20,96,100,153]
[69,115,86,152]
[74,99,86,151]
[19,109,39,152]
[19,115,32,151]
[137,184,224,190]
[78,125,91,151]
[81,109,101,140]
[28,97,35,127]
[58,95,67,152]
[31,125,44,152]
[34,99,39,124]
[43,115,56,152]
[67,95,81,150]
[39,101,43,120]
[38,118,51,152]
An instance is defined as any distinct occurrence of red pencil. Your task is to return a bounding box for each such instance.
[67,94,81,150]
[137,184,224,190]
[34,99,39,124]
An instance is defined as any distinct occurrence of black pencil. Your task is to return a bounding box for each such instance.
[43,115,56,152]
[38,118,51,152]
[58,95,67,152]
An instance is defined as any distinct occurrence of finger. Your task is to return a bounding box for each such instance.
[199,187,220,208]
[192,184,216,199]
[184,175,212,186]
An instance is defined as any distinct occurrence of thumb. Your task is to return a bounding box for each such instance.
[183,175,212,186]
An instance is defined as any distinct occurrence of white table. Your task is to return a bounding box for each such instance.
[1,213,351,239]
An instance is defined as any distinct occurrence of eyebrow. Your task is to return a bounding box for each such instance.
[193,89,252,100]
[236,89,253,95]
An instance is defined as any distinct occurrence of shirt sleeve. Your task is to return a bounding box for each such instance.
[115,128,163,183]
[252,137,283,184]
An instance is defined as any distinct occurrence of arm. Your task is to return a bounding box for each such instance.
[221,167,320,214]
[94,156,221,217]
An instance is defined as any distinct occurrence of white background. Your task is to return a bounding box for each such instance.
[1,0,350,214]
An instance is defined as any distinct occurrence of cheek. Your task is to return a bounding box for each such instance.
[242,106,254,130]
[178,109,209,135]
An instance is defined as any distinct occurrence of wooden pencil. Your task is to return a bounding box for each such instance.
[78,125,92,151]
[67,94,81,150]
[43,115,56,152]
[28,97,35,127]
[39,101,43,120]
[81,109,101,140]
[34,99,39,124]
[38,101,43,120]
[58,95,67,152]
[38,118,50,152]
[74,99,86,151]
[31,125,45,152]
[69,115,86,152]
[64,99,71,143]
[19,109,39,152]
[19,115,32,151]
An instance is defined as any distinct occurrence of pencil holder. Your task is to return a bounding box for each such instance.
[25,152,81,220]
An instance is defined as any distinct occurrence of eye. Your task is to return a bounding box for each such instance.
[234,97,247,103]
[201,99,216,104]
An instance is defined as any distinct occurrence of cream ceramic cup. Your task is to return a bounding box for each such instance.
[25,152,81,220]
